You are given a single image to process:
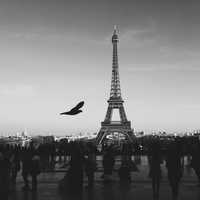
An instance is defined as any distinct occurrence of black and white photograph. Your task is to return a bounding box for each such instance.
[0,1,200,200]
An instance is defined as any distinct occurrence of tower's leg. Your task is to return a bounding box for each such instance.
[95,130,107,145]
[119,106,128,122]
[104,106,113,122]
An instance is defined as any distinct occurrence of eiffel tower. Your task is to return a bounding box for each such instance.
[96,27,134,144]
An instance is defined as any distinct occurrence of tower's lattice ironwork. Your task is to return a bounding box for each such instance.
[96,27,134,145]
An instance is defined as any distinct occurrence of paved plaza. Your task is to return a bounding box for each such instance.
[8,156,200,200]
[9,173,200,200]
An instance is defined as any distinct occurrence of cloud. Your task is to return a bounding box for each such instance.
[11,32,41,40]
[116,25,158,48]
[0,28,105,47]
[127,64,200,72]
[120,28,153,41]
[0,27,65,41]
[0,84,35,97]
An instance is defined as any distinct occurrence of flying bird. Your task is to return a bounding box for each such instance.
[60,101,84,115]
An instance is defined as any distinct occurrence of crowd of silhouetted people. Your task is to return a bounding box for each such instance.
[0,143,40,199]
[0,136,200,200]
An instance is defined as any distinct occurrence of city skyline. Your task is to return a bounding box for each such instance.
[0,1,200,135]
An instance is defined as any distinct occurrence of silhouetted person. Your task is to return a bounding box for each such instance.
[118,156,132,200]
[133,142,142,165]
[0,152,11,200]
[85,144,96,188]
[38,144,47,171]
[166,140,183,200]
[62,143,84,197]
[48,143,56,169]
[190,139,200,186]
[10,151,20,185]
[21,146,40,191]
[118,156,132,184]
[30,154,41,191]
[21,147,33,190]
[102,147,115,182]
[148,140,162,200]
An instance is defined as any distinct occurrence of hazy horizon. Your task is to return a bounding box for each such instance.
[0,0,200,136]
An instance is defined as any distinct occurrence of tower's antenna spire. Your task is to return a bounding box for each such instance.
[114,25,118,34]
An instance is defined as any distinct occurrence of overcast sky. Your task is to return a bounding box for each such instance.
[0,0,200,135]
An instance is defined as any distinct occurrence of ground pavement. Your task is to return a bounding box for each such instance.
[8,156,200,200]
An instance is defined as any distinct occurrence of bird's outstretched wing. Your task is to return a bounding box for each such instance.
[60,111,70,115]
[60,110,82,115]
[70,101,84,112]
